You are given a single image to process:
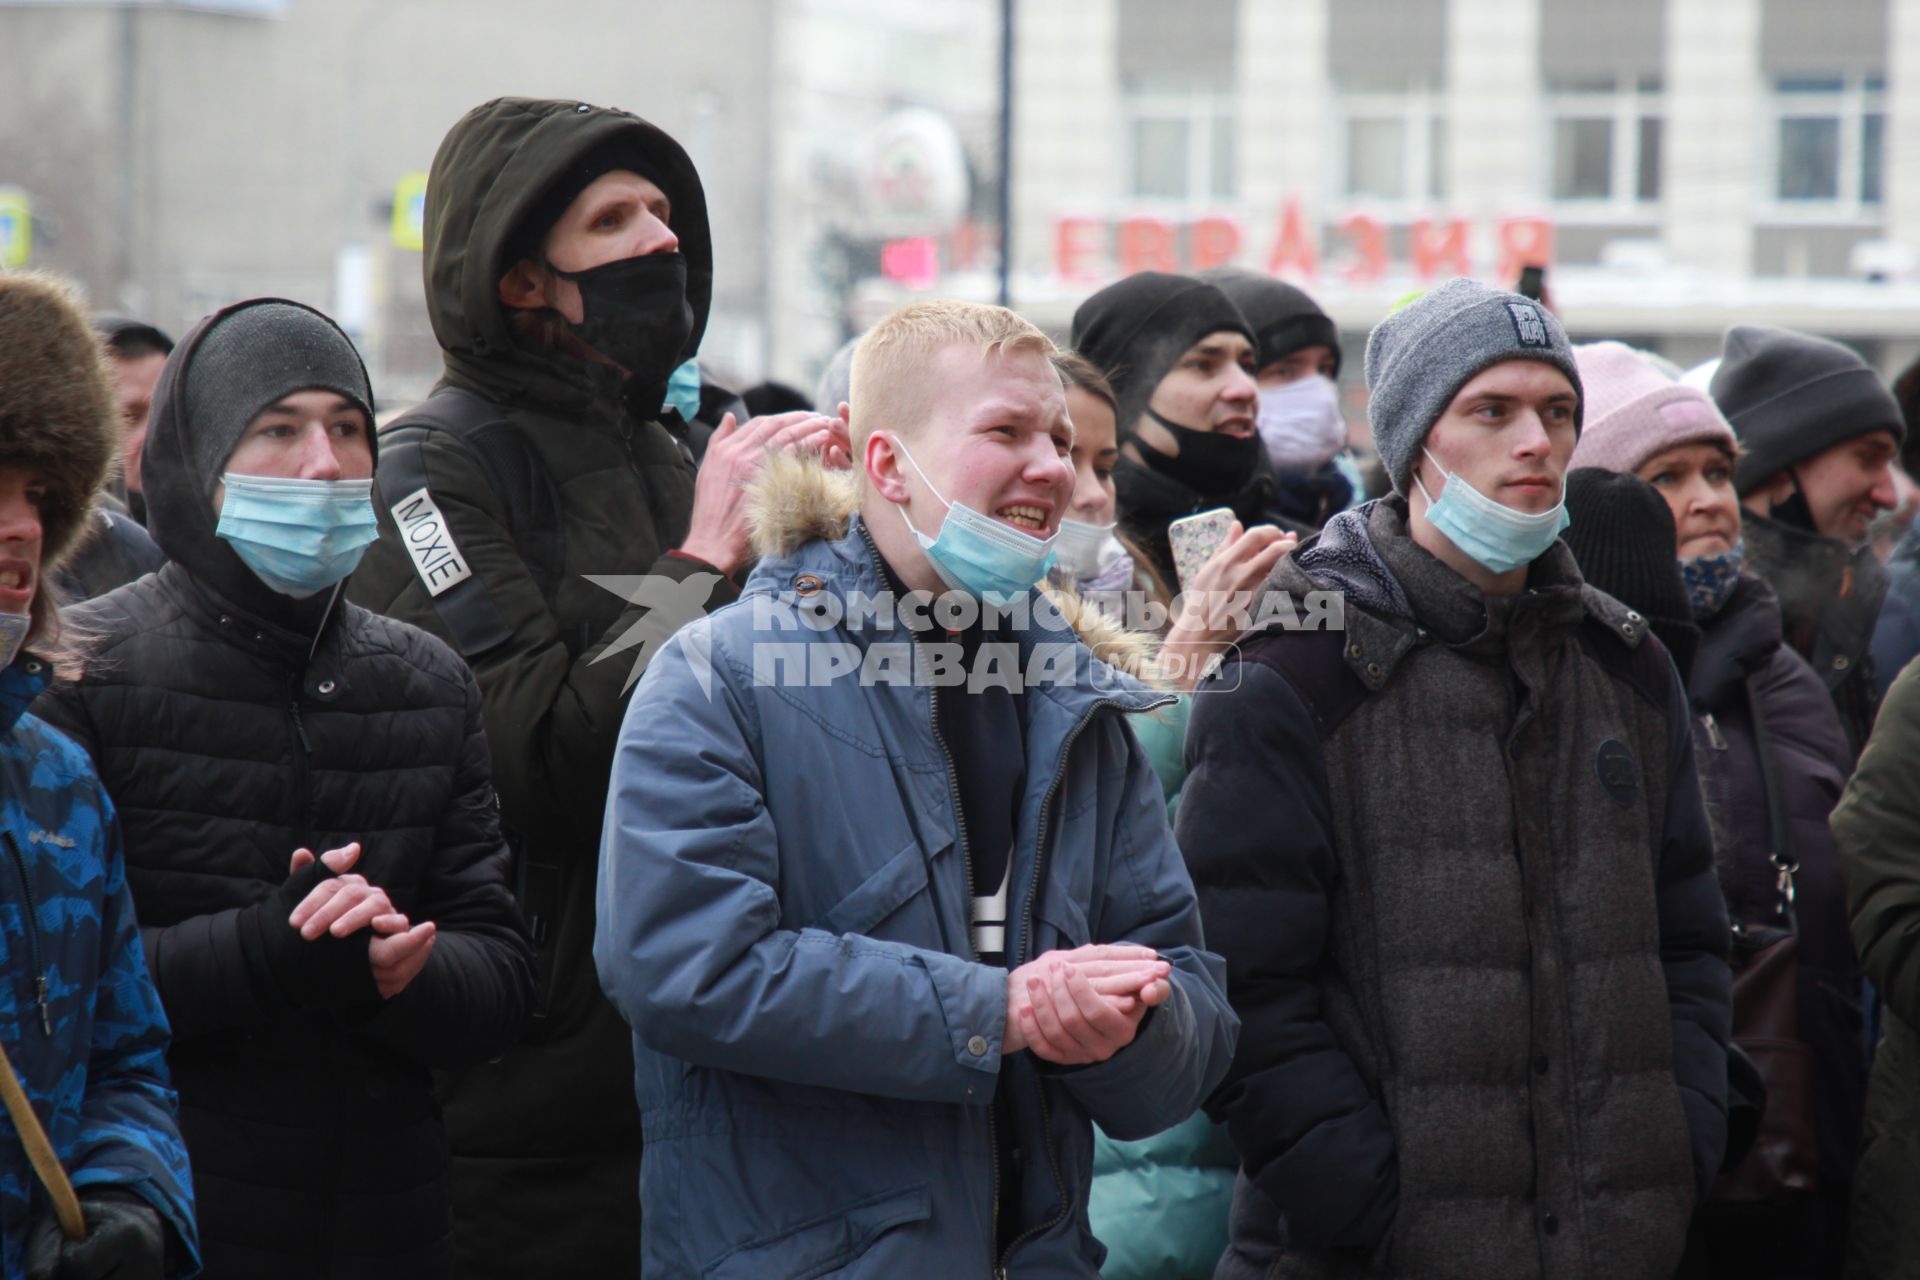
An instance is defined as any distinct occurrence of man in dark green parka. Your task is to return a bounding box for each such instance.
[348,96,840,1277]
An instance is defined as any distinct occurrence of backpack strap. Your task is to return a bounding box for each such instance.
[374,387,571,658]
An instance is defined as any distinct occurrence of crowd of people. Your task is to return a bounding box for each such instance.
[5,93,1920,1280]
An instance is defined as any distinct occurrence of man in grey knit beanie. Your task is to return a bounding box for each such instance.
[178,300,373,496]
[1180,276,1728,1280]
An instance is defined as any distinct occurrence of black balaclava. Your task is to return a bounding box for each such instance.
[1562,467,1700,679]
[1199,268,1342,377]
[504,137,692,410]
[143,299,375,629]
[1070,271,1259,496]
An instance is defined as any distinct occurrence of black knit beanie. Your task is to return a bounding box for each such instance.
[1070,272,1253,438]
[1199,268,1341,377]
[179,300,374,495]
[1711,324,1905,496]
[1561,467,1700,679]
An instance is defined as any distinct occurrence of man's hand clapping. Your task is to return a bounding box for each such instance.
[1004,944,1173,1066]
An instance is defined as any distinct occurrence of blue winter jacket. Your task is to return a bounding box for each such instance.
[0,657,197,1279]
[594,512,1239,1279]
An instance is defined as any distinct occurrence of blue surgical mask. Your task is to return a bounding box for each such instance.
[892,438,1058,602]
[1412,447,1570,575]
[666,358,702,424]
[216,473,379,597]
[1681,540,1745,620]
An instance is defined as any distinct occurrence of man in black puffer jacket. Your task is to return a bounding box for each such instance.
[37,298,534,1279]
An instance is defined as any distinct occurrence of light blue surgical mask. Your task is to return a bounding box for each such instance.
[666,358,702,424]
[1681,539,1745,620]
[215,473,379,598]
[892,438,1058,603]
[1412,447,1569,575]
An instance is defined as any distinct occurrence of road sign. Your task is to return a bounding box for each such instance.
[392,172,427,251]
[0,189,30,268]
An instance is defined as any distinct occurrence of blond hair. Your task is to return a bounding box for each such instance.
[849,300,1057,460]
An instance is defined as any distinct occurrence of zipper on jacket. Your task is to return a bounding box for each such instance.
[4,831,52,1036]
[916,629,1003,1257]
[993,693,1172,1276]
[615,419,649,484]
[288,678,315,850]
[1701,711,1727,751]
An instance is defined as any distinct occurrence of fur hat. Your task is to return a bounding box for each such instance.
[0,272,118,575]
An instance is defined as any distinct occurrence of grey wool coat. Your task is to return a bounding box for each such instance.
[1181,500,1732,1280]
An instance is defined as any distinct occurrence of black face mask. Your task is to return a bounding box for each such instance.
[1137,409,1263,496]
[544,251,693,381]
[1770,469,1818,534]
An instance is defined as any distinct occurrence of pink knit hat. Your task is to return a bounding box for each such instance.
[1568,341,1738,474]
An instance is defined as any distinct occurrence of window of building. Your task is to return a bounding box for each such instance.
[1122,83,1237,203]
[1336,81,1446,204]
[1771,75,1885,212]
[1546,75,1664,209]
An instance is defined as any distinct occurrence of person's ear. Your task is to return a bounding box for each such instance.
[865,431,911,504]
[497,258,550,311]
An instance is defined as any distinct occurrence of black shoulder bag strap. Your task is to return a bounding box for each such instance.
[1744,672,1799,932]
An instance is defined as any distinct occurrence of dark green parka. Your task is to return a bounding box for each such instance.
[347,97,737,1278]
[1835,659,1920,1279]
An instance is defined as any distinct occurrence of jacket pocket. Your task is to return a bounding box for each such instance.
[701,1184,932,1280]
[813,837,932,939]
[1035,887,1091,951]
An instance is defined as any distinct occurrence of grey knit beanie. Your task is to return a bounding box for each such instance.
[180,300,373,494]
[1363,277,1583,495]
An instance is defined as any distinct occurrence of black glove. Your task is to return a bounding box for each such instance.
[24,1188,166,1280]
[243,858,379,1013]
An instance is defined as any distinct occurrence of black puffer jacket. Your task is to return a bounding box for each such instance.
[1689,575,1864,1219]
[37,300,533,1280]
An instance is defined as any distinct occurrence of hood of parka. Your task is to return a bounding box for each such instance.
[142,298,375,633]
[423,97,714,422]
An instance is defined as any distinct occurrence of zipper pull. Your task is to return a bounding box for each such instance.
[36,975,51,1036]
[289,701,312,753]
[1701,713,1727,751]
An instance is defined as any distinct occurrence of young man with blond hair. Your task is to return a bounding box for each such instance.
[594,299,1237,1277]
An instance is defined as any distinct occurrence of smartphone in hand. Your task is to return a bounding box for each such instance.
[1167,508,1236,592]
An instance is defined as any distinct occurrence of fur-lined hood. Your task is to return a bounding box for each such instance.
[744,452,1167,686]
[0,272,117,573]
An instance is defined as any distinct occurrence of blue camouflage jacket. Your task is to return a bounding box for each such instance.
[0,656,197,1279]
[595,512,1238,1278]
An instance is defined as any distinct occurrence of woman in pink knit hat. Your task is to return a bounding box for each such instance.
[1571,340,1866,1280]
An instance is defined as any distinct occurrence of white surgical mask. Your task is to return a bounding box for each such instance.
[1256,375,1347,471]
[1051,516,1117,581]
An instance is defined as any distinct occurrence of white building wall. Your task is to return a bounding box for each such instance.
[1236,0,1328,270]
[1663,0,1763,278]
